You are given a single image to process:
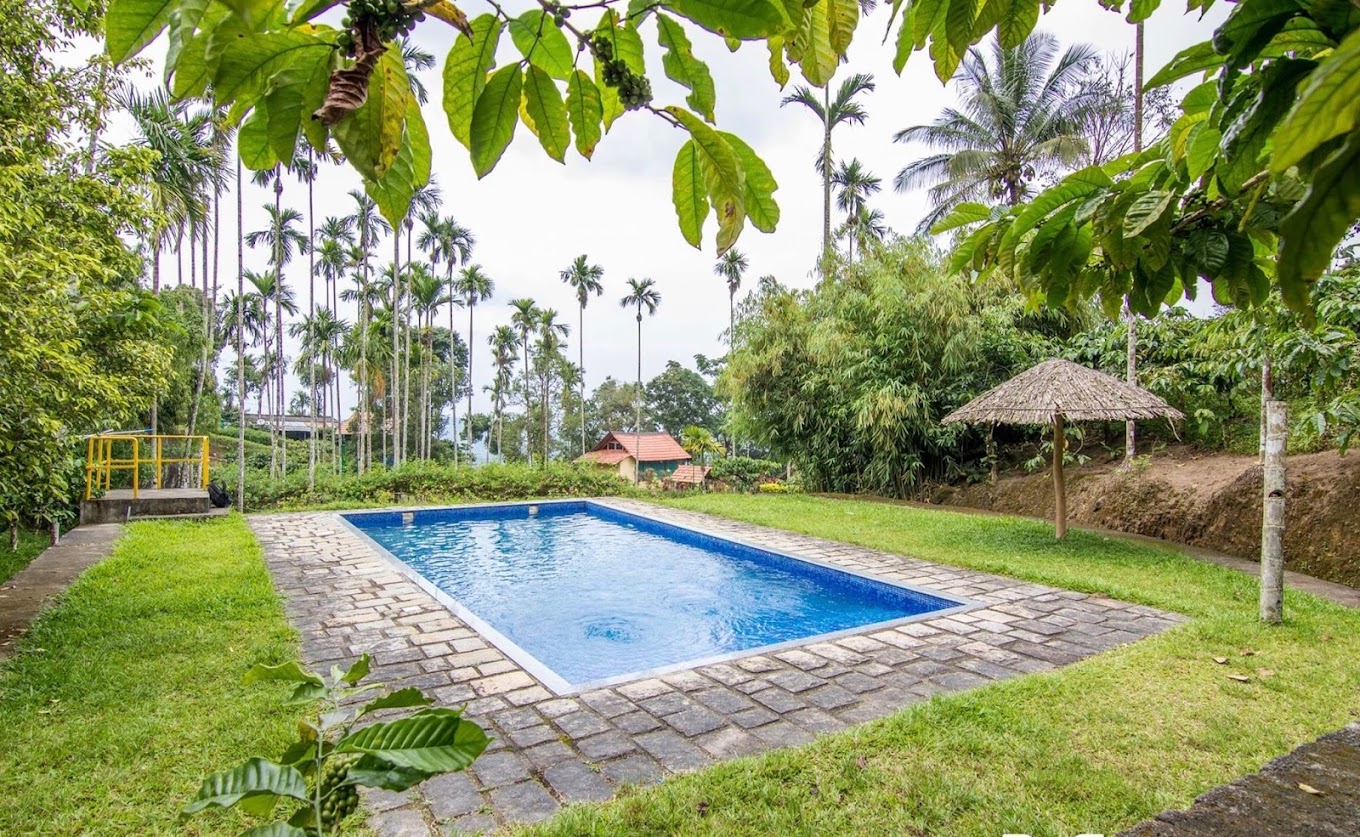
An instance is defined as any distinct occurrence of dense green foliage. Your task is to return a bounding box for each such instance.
[522,494,1360,836]
[0,0,174,535]
[707,456,784,490]
[0,516,301,835]
[232,461,636,510]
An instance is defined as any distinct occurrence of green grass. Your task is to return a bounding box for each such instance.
[522,494,1360,837]
[1,528,49,584]
[0,515,304,835]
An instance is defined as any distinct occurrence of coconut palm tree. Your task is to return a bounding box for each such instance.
[487,326,519,464]
[619,278,661,482]
[535,309,570,461]
[831,158,881,262]
[780,73,875,265]
[892,32,1097,233]
[558,255,604,455]
[509,298,542,464]
[344,191,391,471]
[454,265,494,462]
[712,249,748,345]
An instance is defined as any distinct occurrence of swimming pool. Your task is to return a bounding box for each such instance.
[340,501,969,693]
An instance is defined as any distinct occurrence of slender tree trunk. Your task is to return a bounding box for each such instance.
[579,302,587,456]
[635,310,642,485]
[1259,356,1274,462]
[821,84,832,269]
[523,336,532,465]
[273,177,286,479]
[1124,22,1145,464]
[236,158,246,512]
[467,304,475,461]
[307,153,316,491]
[153,242,161,293]
[448,279,459,467]
[1260,400,1287,623]
[391,232,401,468]
[1052,414,1067,540]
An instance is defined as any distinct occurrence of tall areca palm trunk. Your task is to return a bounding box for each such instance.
[578,301,586,456]
[822,83,832,264]
[271,176,286,478]
[522,335,532,465]
[391,234,401,467]
[634,309,642,484]
[447,281,459,467]
[307,152,317,489]
[1125,21,1145,464]
[236,158,246,511]
[466,301,476,461]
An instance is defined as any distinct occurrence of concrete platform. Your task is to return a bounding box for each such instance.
[79,488,213,524]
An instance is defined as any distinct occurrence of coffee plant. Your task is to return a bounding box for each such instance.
[181,655,487,836]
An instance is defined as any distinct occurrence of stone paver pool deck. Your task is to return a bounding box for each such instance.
[249,499,1186,836]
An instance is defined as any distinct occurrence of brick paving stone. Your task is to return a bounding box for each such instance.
[543,761,613,803]
[553,711,612,740]
[489,781,559,823]
[249,504,1182,835]
[423,772,483,820]
[370,806,430,836]
[576,731,638,760]
[666,706,725,737]
[635,730,713,771]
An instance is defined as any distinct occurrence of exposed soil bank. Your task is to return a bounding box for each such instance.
[927,447,1360,588]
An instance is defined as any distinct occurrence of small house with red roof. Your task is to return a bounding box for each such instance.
[576,431,691,482]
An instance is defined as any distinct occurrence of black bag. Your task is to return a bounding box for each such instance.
[208,481,231,508]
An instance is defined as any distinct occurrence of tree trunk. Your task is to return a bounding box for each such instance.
[1259,356,1274,462]
[1124,302,1137,462]
[391,233,401,468]
[448,276,459,467]
[523,337,532,465]
[821,84,832,271]
[1052,414,1067,540]
[467,304,475,462]
[1260,400,1287,623]
[635,310,642,486]
[307,154,316,491]
[580,302,587,456]
[1124,23,1145,464]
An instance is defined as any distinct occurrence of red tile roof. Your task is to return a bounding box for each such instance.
[579,431,691,463]
[666,464,711,484]
[578,449,632,465]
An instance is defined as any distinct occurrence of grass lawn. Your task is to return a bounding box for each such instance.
[0,515,306,836]
[1,528,50,584]
[521,494,1360,837]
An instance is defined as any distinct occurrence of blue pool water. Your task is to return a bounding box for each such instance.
[343,502,963,690]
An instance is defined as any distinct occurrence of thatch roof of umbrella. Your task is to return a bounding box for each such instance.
[942,359,1184,426]
[942,359,1183,539]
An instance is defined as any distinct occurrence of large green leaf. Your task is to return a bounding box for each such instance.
[566,70,604,159]
[469,64,523,178]
[1005,167,1113,245]
[332,48,410,181]
[443,14,503,151]
[722,132,780,233]
[106,0,175,63]
[1220,58,1313,193]
[1146,41,1224,89]
[931,201,992,233]
[768,36,791,87]
[995,0,1039,49]
[521,65,571,163]
[182,758,308,816]
[243,661,323,687]
[365,93,432,227]
[595,9,647,74]
[672,139,710,248]
[1126,0,1160,23]
[1185,123,1221,180]
[209,29,330,107]
[509,9,575,80]
[1211,0,1303,67]
[239,824,308,837]
[657,13,718,123]
[1122,190,1174,238]
[164,0,211,78]
[1183,227,1230,276]
[667,106,746,253]
[344,755,434,792]
[944,0,977,57]
[796,0,838,86]
[336,709,489,773]
[827,0,859,55]
[1271,27,1360,172]
[1277,135,1360,311]
[668,0,791,39]
[358,687,434,718]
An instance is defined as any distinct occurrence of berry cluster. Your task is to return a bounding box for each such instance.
[336,0,425,54]
[317,753,362,828]
[545,0,571,27]
[590,31,652,110]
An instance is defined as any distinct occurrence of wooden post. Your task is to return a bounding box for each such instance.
[1053,414,1067,539]
[1260,400,1287,624]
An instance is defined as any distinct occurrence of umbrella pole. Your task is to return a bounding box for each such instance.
[1053,414,1066,539]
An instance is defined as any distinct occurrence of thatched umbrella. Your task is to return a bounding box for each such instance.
[942,358,1183,538]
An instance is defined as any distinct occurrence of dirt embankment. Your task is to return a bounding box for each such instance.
[929,447,1360,588]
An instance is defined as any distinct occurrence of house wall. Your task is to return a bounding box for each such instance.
[617,457,637,483]
[638,459,685,481]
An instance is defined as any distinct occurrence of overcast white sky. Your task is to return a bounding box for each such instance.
[105,1,1229,427]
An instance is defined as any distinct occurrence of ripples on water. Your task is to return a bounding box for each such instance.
[363,510,948,685]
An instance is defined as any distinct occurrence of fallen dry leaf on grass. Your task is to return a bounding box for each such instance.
[1240,648,1257,657]
[1213,656,1228,664]
[1298,783,1324,796]
[1227,674,1251,683]
[1257,668,1276,678]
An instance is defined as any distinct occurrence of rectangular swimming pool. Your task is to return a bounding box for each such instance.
[340,501,969,693]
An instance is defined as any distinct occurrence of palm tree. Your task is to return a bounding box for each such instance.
[344,190,391,471]
[536,309,570,461]
[509,298,542,463]
[780,73,875,265]
[837,206,890,260]
[619,278,661,483]
[831,158,881,263]
[407,263,444,459]
[399,37,437,105]
[292,153,321,488]
[393,181,442,465]
[314,216,353,471]
[418,213,475,463]
[892,32,1096,232]
[308,307,348,472]
[712,249,748,345]
[454,265,494,462]
[246,202,309,477]
[234,157,245,508]
[487,326,519,464]
[558,255,604,455]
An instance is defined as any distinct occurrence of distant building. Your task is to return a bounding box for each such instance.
[576,431,691,482]
[664,464,711,489]
[244,413,340,440]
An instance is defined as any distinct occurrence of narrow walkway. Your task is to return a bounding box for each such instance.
[1121,723,1360,835]
[818,494,1360,609]
[0,524,122,660]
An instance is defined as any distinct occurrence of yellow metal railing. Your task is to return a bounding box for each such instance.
[84,434,210,500]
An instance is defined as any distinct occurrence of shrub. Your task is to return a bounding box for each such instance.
[708,457,784,491]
